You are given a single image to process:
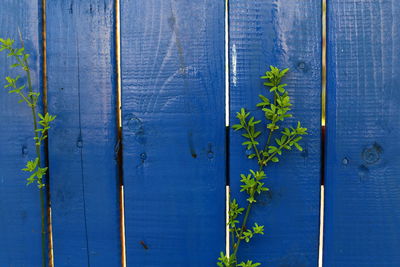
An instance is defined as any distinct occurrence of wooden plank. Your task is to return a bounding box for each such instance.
[324,1,400,266]
[0,1,45,265]
[229,1,322,266]
[46,1,120,266]
[120,0,226,265]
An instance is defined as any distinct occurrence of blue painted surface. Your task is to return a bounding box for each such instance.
[229,1,322,266]
[0,2,399,267]
[324,1,400,266]
[120,0,226,265]
[46,1,120,266]
[0,1,45,265]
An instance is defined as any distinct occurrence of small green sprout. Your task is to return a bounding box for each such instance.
[217,66,308,267]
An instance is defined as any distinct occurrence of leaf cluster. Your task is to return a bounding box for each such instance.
[232,66,307,168]
[217,252,237,267]
[218,251,261,267]
[35,113,56,146]
[1,38,36,107]
[1,37,56,188]
[239,170,268,204]
[0,38,29,71]
[22,157,48,188]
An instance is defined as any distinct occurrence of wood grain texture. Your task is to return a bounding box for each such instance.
[0,1,44,265]
[120,0,226,265]
[229,1,321,266]
[46,1,120,266]
[324,1,400,266]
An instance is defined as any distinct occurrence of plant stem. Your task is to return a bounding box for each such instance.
[21,36,47,267]
[266,129,274,147]
[28,75,46,267]
[261,128,275,163]
[39,185,46,267]
[261,92,278,162]
[230,158,265,266]
[231,231,235,252]
[232,202,252,259]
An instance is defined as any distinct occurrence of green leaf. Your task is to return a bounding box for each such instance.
[280,135,288,144]
[36,167,48,179]
[242,141,252,148]
[277,84,286,93]
[263,82,274,86]
[252,223,265,235]
[238,260,261,267]
[22,157,39,172]
[271,157,279,162]
[267,123,279,130]
[294,142,303,151]
[26,176,36,185]
[282,128,291,136]
[248,117,255,126]
[232,124,243,131]
[258,94,270,104]
[16,47,24,55]
[268,146,277,154]
[293,136,302,143]
[280,68,289,76]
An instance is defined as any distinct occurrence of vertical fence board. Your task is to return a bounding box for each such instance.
[0,1,44,265]
[46,1,120,266]
[229,1,322,266]
[120,0,226,265]
[324,1,400,266]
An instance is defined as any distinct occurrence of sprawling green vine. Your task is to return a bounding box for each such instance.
[217,66,307,267]
[1,36,55,267]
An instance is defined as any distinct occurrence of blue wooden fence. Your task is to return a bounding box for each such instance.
[46,1,120,266]
[120,1,226,266]
[324,0,400,266]
[0,0,399,266]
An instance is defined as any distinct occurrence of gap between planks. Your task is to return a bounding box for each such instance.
[41,0,55,265]
[225,0,231,258]
[319,0,327,266]
[115,0,127,266]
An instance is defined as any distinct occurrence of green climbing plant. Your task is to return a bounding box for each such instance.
[217,66,308,267]
[1,35,55,267]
